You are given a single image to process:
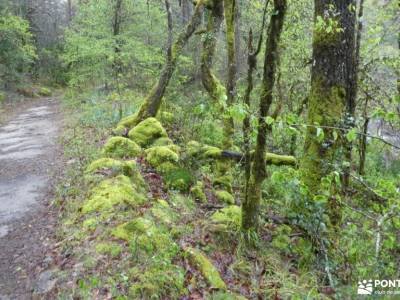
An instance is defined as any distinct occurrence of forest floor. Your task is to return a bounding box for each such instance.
[0,96,63,299]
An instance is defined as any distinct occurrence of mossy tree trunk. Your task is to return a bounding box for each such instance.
[242,0,287,231]
[128,0,205,127]
[343,0,361,189]
[200,0,237,196]
[300,0,357,227]
[243,0,269,214]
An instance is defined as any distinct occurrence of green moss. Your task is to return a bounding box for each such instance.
[86,158,136,177]
[95,242,122,257]
[187,140,222,158]
[38,87,52,96]
[151,200,177,225]
[82,218,98,231]
[210,205,241,231]
[214,175,233,193]
[157,111,175,124]
[82,175,145,214]
[128,263,185,299]
[114,113,139,134]
[128,117,168,147]
[184,247,227,290]
[112,218,154,242]
[190,181,207,202]
[150,137,174,147]
[156,162,179,174]
[265,153,297,166]
[102,137,142,158]
[145,146,179,171]
[215,190,234,205]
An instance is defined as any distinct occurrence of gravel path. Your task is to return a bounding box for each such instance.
[0,98,62,299]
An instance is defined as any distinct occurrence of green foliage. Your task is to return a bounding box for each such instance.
[0,13,37,85]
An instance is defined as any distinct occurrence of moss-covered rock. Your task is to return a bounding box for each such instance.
[113,114,139,135]
[190,181,207,202]
[150,137,174,147]
[215,190,234,205]
[82,175,145,214]
[184,247,227,290]
[128,117,168,147]
[86,158,136,177]
[112,217,154,242]
[145,146,179,171]
[214,175,233,193]
[102,136,142,158]
[210,205,241,232]
[38,87,52,96]
[187,140,222,159]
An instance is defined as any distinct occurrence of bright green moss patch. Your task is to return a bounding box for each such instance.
[215,190,234,205]
[184,247,227,290]
[145,146,180,174]
[187,140,222,159]
[114,113,139,134]
[210,205,241,232]
[82,175,145,214]
[38,87,52,96]
[128,117,168,147]
[128,263,186,299]
[95,242,122,257]
[102,137,142,158]
[190,181,207,202]
[214,175,233,193]
[150,137,174,147]
[86,158,136,177]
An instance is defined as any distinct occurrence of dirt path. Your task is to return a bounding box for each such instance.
[0,97,62,299]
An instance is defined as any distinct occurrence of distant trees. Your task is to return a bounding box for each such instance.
[0,13,37,87]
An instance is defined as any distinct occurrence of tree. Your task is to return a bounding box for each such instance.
[241,0,287,230]
[0,13,37,87]
[300,0,357,227]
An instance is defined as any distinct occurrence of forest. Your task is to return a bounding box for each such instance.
[0,0,399,299]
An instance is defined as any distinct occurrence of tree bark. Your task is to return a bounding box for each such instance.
[301,0,357,227]
[242,0,287,230]
[343,0,363,189]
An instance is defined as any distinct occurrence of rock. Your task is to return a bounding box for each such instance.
[128,117,168,147]
[184,247,226,290]
[36,270,57,294]
[102,136,142,158]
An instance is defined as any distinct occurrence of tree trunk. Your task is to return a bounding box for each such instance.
[301,0,357,227]
[242,0,287,230]
[117,0,205,131]
[343,0,363,189]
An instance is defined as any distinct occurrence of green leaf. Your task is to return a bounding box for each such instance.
[346,128,357,142]
[265,116,275,125]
